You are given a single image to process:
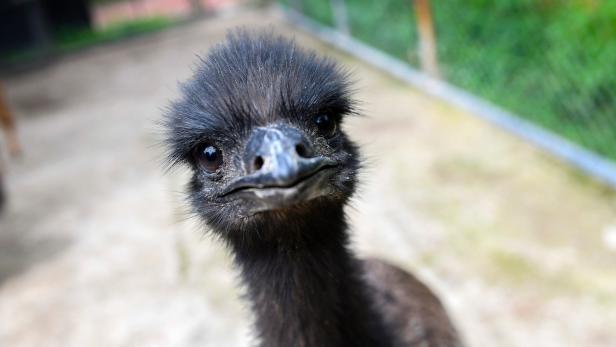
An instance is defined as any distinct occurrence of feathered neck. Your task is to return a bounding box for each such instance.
[227,202,393,347]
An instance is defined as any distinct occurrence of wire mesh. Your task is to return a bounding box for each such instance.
[283,0,616,162]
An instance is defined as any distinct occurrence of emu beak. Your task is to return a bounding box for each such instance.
[219,126,337,210]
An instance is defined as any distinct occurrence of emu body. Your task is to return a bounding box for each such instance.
[165,31,463,347]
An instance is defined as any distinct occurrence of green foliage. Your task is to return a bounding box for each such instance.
[432,0,616,159]
[55,17,174,51]
[345,0,415,61]
[302,0,335,26]
[281,0,335,26]
[1,17,174,66]
[284,0,616,161]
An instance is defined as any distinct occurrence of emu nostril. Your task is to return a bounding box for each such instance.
[295,144,309,158]
[253,156,264,171]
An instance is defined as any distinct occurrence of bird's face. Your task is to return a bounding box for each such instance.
[165,31,360,234]
[188,113,358,230]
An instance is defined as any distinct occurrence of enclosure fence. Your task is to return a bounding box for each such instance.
[282,0,616,166]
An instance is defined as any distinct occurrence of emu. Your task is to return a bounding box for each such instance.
[164,30,463,347]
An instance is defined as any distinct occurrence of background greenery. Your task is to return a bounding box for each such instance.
[283,0,616,161]
[1,17,174,66]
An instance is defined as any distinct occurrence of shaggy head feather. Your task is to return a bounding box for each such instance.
[164,30,360,244]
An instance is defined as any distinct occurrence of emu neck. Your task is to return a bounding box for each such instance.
[230,204,391,347]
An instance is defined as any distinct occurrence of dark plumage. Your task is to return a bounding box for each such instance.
[164,30,463,347]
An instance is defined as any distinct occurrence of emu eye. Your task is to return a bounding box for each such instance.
[314,114,337,138]
[195,144,223,173]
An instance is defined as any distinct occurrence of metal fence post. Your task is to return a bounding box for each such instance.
[413,0,439,77]
[331,0,350,34]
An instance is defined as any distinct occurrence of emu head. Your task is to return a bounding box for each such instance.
[165,31,360,239]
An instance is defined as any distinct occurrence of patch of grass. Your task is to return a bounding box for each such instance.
[489,249,538,284]
[280,0,335,26]
[56,17,175,52]
[346,0,416,62]
[1,17,175,66]
[0,47,49,66]
[284,0,616,162]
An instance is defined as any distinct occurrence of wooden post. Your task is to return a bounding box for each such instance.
[413,0,439,78]
[331,0,350,35]
[0,85,21,156]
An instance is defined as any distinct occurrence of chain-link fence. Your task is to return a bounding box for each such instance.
[282,0,616,163]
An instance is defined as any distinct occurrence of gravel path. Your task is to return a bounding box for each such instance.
[1,7,615,347]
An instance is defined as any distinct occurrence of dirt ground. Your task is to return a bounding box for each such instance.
[1,7,615,347]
